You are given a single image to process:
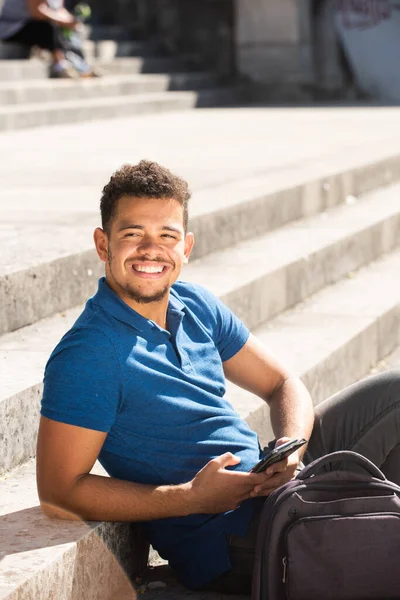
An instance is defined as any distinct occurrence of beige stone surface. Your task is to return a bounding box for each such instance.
[2,105,400,259]
[184,182,400,327]
[253,249,400,406]
[2,105,400,336]
[372,345,400,374]
[0,460,148,600]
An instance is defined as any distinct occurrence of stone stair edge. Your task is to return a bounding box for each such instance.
[185,183,400,306]
[0,458,144,600]
[0,55,203,81]
[0,170,397,333]
[1,192,399,474]
[243,249,400,443]
[241,300,400,447]
[0,38,173,62]
[1,249,400,600]
[0,85,245,132]
[0,72,219,107]
[0,91,198,133]
[0,89,198,113]
[0,71,216,91]
[0,149,400,333]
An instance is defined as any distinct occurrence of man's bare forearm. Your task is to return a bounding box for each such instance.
[41,473,195,521]
[28,2,75,26]
[268,375,314,457]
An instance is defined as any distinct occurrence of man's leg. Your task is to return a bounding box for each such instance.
[304,370,400,485]
[200,500,264,594]
[5,20,77,78]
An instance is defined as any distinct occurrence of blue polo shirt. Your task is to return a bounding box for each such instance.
[41,278,263,589]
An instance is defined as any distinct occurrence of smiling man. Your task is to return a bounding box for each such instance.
[95,189,194,321]
[37,161,400,595]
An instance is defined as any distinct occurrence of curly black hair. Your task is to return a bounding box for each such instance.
[100,160,191,234]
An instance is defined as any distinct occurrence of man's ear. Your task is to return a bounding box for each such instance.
[183,232,194,264]
[94,227,108,263]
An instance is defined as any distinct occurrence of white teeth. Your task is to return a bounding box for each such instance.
[134,265,164,273]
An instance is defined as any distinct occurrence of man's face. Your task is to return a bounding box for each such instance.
[95,196,194,306]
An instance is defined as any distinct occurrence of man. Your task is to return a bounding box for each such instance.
[37,160,400,594]
[0,0,96,78]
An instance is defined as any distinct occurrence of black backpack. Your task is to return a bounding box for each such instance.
[252,451,400,600]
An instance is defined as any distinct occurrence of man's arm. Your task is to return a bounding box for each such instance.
[36,416,271,521]
[223,334,314,495]
[27,0,77,27]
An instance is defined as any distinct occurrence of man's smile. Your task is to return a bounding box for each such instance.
[129,261,171,279]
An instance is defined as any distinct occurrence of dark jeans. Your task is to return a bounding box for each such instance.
[5,19,84,59]
[5,20,63,52]
[203,370,400,594]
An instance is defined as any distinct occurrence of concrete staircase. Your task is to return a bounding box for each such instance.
[1,105,400,600]
[0,30,239,132]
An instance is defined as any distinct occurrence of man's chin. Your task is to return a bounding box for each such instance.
[126,286,169,304]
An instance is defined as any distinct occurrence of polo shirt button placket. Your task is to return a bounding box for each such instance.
[180,354,193,373]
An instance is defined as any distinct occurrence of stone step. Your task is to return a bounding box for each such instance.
[371,345,400,374]
[2,152,400,337]
[184,182,400,332]
[1,248,399,600]
[83,41,195,64]
[0,39,149,62]
[1,184,399,474]
[0,460,146,600]
[0,85,242,132]
[83,40,154,62]
[230,249,400,445]
[0,72,218,106]
[0,56,199,82]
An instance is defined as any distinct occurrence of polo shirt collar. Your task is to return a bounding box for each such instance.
[92,277,185,333]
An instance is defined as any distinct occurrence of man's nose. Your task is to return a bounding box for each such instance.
[136,237,162,255]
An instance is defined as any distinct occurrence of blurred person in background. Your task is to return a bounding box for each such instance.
[0,0,97,78]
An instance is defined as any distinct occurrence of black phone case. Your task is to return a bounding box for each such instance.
[250,439,307,473]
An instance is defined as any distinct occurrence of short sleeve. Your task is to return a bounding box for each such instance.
[41,327,121,432]
[212,293,250,362]
[175,282,250,362]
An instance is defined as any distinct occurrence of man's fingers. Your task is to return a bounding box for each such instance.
[252,468,296,495]
[212,452,241,470]
[275,436,291,448]
[266,457,289,476]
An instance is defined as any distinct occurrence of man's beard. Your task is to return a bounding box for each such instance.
[108,250,170,304]
[124,283,169,304]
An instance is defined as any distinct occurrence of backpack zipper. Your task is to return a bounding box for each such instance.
[282,557,288,584]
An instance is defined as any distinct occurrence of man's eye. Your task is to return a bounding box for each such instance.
[161,234,176,239]
[124,232,139,237]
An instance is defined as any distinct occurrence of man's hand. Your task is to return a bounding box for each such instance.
[250,437,301,498]
[27,1,78,27]
[55,8,78,27]
[188,452,271,513]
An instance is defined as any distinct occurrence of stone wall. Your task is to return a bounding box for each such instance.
[235,0,314,90]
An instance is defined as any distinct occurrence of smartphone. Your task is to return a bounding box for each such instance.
[250,438,307,473]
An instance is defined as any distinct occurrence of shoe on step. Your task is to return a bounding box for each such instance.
[49,60,78,79]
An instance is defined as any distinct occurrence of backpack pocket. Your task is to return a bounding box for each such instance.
[284,513,400,599]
